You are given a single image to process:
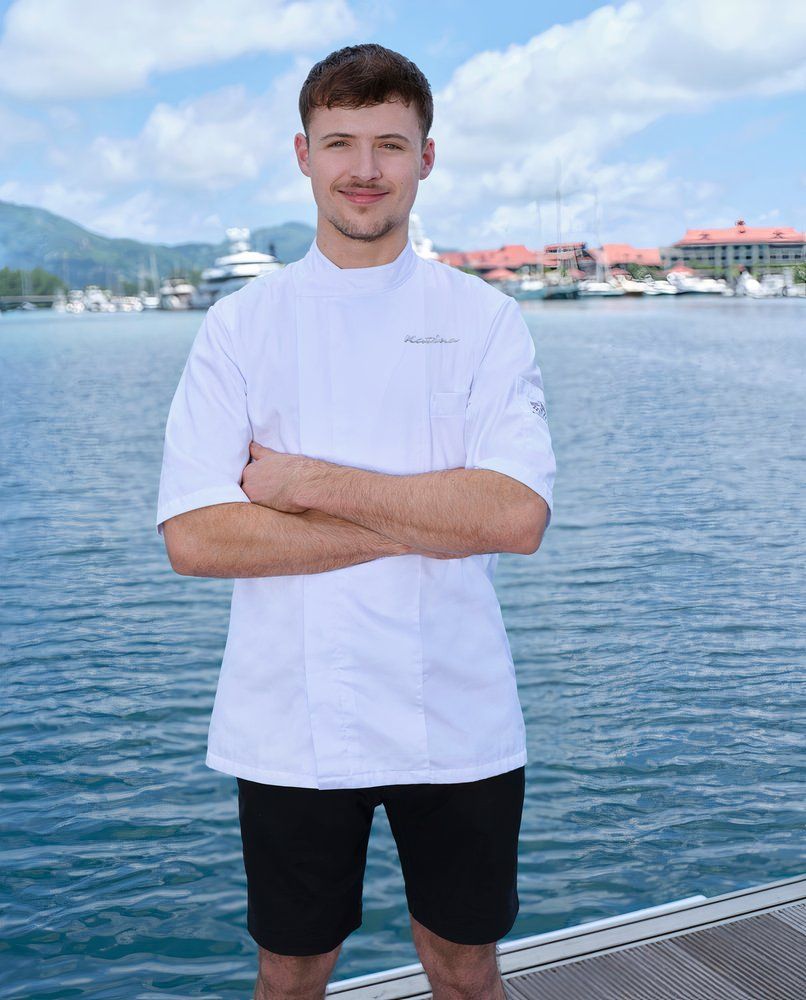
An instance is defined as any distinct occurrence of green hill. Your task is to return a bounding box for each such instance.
[0,200,316,290]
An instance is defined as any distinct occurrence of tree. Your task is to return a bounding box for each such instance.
[0,267,67,297]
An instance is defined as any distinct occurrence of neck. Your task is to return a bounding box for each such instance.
[314,217,410,269]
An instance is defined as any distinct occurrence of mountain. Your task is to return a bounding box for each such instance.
[0,200,316,289]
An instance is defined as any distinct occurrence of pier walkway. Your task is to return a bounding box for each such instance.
[327,871,806,998]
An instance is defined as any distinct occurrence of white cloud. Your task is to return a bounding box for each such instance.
[0,104,43,158]
[0,178,105,218]
[5,0,806,249]
[88,59,308,191]
[415,0,806,247]
[0,0,358,99]
[0,178,163,241]
[83,190,165,241]
[267,174,313,205]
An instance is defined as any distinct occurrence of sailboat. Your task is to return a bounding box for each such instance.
[542,167,580,300]
[508,199,547,300]
[577,256,626,297]
[578,189,625,297]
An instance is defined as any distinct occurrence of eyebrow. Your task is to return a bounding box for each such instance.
[318,132,413,144]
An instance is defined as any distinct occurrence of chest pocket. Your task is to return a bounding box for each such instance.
[430,390,470,417]
[429,390,470,468]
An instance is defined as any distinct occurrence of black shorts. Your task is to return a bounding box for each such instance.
[236,765,525,956]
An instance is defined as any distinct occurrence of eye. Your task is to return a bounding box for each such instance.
[328,140,347,147]
[382,143,403,150]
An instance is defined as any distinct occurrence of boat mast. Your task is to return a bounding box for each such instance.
[555,158,565,277]
[536,199,544,277]
[593,185,603,283]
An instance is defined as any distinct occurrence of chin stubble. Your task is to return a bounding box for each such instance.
[326,211,401,243]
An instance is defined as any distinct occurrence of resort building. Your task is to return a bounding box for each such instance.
[437,244,541,276]
[661,220,806,274]
[437,242,594,279]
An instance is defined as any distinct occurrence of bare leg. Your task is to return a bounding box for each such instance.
[409,912,507,999]
[253,942,343,999]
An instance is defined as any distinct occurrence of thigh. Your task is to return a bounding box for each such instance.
[236,777,377,956]
[383,766,525,946]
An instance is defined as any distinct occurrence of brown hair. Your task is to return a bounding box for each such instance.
[299,43,433,148]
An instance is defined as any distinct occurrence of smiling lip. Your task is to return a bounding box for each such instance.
[340,190,388,205]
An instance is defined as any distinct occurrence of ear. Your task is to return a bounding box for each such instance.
[419,137,435,181]
[294,132,312,177]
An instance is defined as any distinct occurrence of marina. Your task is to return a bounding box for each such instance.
[2,218,804,314]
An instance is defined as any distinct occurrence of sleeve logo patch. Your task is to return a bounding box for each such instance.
[517,373,548,422]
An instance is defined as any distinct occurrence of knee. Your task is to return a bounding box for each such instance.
[425,958,501,999]
[415,937,500,997]
[256,943,342,998]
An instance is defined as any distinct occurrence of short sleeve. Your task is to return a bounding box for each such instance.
[155,304,252,535]
[464,296,556,528]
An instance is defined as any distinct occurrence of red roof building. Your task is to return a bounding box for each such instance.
[438,240,600,277]
[437,244,540,274]
[483,267,519,282]
[593,244,662,268]
[661,219,805,273]
[674,222,804,246]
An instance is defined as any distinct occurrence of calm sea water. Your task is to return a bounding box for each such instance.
[2,297,805,998]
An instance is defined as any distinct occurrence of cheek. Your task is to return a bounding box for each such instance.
[393,163,420,187]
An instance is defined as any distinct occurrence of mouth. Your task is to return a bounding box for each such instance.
[339,189,388,205]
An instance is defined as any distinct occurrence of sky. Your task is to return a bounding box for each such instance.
[0,0,805,252]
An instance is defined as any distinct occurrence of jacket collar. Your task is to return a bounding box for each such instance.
[293,236,420,297]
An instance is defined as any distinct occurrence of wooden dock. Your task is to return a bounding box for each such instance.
[327,871,806,998]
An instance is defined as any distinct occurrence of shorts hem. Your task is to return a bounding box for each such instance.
[207,747,527,789]
[408,901,519,947]
[247,914,362,956]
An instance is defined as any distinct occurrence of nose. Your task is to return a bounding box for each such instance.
[351,142,382,183]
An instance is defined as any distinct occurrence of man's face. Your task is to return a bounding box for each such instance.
[294,99,435,243]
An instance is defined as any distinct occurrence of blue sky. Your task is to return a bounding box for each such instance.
[0,0,804,251]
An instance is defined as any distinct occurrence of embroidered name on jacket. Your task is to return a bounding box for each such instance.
[403,334,460,344]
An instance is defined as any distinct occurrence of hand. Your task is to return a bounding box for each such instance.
[240,441,311,513]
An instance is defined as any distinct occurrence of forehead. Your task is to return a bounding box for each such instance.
[308,99,420,140]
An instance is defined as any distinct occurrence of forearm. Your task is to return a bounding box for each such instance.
[166,502,412,578]
[294,464,526,555]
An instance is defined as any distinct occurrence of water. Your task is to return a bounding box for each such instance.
[2,298,805,997]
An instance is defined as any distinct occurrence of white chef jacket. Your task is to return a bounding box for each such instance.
[155,237,556,789]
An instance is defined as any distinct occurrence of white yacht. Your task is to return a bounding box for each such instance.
[160,278,196,310]
[735,272,786,298]
[578,278,626,297]
[191,227,283,308]
[612,273,654,295]
[578,252,626,297]
[510,276,547,300]
[666,270,729,295]
[642,278,679,295]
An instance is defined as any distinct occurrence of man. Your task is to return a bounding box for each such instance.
[156,43,555,1000]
